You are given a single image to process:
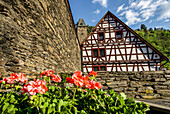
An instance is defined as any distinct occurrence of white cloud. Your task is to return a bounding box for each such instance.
[117,0,170,25]
[92,0,108,8]
[124,10,141,25]
[93,9,100,15]
[117,4,125,13]
[164,19,170,22]
[92,20,96,23]
[158,0,170,20]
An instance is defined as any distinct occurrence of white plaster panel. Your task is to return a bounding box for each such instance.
[87,51,91,56]
[83,51,86,56]
[109,18,112,20]
[88,68,92,72]
[134,66,137,71]
[142,48,147,53]
[83,68,87,72]
[116,49,120,54]
[92,40,96,44]
[131,33,135,36]
[138,55,145,60]
[117,56,123,60]
[106,50,110,55]
[103,24,108,28]
[111,32,115,37]
[122,67,126,71]
[143,66,149,71]
[127,55,130,60]
[140,44,146,46]
[89,57,92,61]
[83,57,87,61]
[111,56,115,61]
[117,67,121,71]
[132,48,136,54]
[107,56,109,61]
[131,55,137,60]
[86,47,91,49]
[111,50,115,54]
[105,33,109,38]
[148,47,152,53]
[150,66,155,71]
[137,48,142,53]
[139,66,143,71]
[120,49,125,54]
[123,32,127,37]
[107,67,111,71]
[128,67,133,71]
[110,23,116,27]
[127,49,131,54]
[94,34,97,39]
[123,56,126,60]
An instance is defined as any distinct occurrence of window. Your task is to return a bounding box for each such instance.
[100,49,105,57]
[80,23,83,25]
[93,49,105,57]
[93,66,99,71]
[81,33,84,35]
[100,66,106,71]
[116,31,122,39]
[98,33,104,40]
[93,66,106,71]
[93,49,98,57]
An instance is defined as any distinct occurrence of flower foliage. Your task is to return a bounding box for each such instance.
[66,71,102,90]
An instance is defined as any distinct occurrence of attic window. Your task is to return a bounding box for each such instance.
[80,23,83,25]
[116,31,122,39]
[98,33,104,40]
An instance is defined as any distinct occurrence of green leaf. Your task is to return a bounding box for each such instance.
[58,99,63,112]
[2,103,9,112]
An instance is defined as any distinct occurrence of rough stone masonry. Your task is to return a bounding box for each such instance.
[0,0,81,75]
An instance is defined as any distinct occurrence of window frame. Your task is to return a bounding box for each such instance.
[92,65,107,71]
[98,32,105,41]
[92,48,106,57]
[115,30,123,40]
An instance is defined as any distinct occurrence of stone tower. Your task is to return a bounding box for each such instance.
[77,19,87,43]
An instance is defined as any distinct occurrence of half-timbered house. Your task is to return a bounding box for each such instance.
[80,11,169,72]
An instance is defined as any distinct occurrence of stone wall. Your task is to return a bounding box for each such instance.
[0,0,81,75]
[96,70,170,99]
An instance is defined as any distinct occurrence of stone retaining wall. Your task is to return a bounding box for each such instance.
[0,0,81,75]
[96,70,170,99]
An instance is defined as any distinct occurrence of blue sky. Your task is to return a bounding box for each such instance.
[69,0,170,30]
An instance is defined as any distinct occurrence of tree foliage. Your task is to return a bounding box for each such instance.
[87,25,94,35]
[135,25,170,69]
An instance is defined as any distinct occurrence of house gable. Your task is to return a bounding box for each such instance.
[81,11,168,72]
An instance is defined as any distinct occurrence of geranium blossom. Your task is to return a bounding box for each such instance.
[21,79,48,95]
[88,71,97,77]
[51,74,61,83]
[0,73,28,84]
[66,71,102,90]
[0,77,14,84]
[39,70,62,83]
[10,73,28,83]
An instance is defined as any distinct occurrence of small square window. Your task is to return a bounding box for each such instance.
[116,31,122,39]
[100,66,106,71]
[93,66,99,71]
[99,33,104,40]
[93,49,98,57]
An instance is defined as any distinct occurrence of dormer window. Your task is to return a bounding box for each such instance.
[98,33,104,41]
[116,31,122,39]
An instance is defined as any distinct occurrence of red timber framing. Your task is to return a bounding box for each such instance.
[80,11,169,72]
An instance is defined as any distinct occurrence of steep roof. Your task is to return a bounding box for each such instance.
[81,11,168,61]
[77,18,87,27]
